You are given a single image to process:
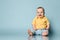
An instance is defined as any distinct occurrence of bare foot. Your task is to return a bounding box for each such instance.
[28,29,33,36]
[42,31,48,36]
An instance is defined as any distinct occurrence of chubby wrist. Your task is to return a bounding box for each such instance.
[46,27,49,30]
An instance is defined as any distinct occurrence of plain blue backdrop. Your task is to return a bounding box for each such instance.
[0,0,60,37]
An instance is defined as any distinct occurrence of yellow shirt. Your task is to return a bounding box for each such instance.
[32,16,49,29]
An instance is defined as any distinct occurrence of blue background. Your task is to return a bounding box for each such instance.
[0,0,60,39]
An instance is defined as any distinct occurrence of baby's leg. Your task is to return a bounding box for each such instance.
[28,29,33,36]
[42,29,48,36]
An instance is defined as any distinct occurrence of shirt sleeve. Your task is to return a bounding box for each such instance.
[45,17,50,24]
[32,17,36,25]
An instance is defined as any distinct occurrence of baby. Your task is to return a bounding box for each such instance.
[28,7,50,36]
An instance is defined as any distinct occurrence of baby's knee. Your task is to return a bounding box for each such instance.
[42,31,48,36]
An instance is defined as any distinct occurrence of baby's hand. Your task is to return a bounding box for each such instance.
[33,28,37,31]
[46,27,49,30]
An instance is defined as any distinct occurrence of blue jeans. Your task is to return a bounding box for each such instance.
[33,29,48,35]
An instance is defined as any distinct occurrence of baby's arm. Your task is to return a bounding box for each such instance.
[46,23,50,30]
[32,17,37,30]
[45,18,50,30]
[32,24,37,30]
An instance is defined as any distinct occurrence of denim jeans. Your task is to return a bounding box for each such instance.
[33,29,48,35]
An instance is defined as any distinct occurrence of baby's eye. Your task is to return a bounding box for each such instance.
[37,12,39,13]
[41,12,43,13]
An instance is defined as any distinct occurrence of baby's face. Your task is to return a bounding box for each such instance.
[36,8,44,17]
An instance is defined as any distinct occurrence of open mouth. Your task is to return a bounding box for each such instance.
[39,15,41,16]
